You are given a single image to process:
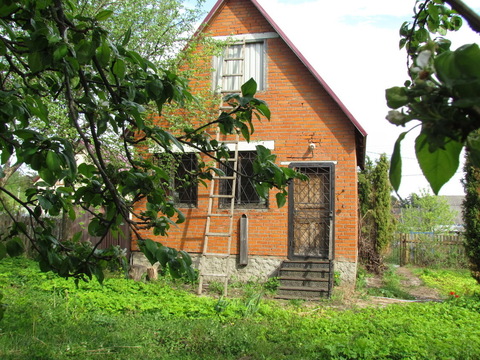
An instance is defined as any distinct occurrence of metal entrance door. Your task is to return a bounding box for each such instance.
[288,163,334,259]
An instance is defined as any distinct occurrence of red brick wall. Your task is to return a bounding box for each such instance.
[134,0,359,263]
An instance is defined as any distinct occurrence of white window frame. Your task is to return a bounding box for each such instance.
[212,39,268,93]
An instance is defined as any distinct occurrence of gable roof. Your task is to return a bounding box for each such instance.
[197,0,367,168]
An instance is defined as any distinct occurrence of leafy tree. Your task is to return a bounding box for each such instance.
[358,154,396,272]
[0,168,34,213]
[0,0,210,188]
[462,150,480,282]
[397,189,457,233]
[0,0,303,283]
[78,0,206,69]
[386,0,480,194]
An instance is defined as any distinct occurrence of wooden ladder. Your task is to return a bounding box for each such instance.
[197,130,239,296]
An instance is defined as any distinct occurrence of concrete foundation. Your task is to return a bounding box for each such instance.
[131,252,357,285]
[131,252,284,282]
[333,260,357,288]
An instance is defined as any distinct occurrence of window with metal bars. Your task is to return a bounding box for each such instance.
[156,152,198,208]
[219,151,268,209]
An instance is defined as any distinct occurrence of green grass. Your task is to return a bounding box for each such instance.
[1,257,480,359]
[413,267,480,296]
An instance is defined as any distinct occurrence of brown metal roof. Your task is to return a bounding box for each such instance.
[198,0,368,168]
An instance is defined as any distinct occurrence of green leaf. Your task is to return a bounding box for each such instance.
[241,78,257,97]
[145,238,159,262]
[146,78,164,99]
[78,163,96,177]
[415,133,463,194]
[1,146,11,165]
[256,103,270,120]
[92,264,105,284]
[138,239,156,265]
[121,27,132,47]
[76,40,93,64]
[276,192,286,208]
[454,44,480,78]
[38,168,57,186]
[179,250,192,266]
[156,246,169,268]
[96,41,111,68]
[0,243,7,260]
[389,132,407,192]
[255,182,269,199]
[386,87,409,109]
[53,43,68,61]
[46,151,61,174]
[240,123,250,142]
[113,58,126,80]
[6,237,24,257]
[88,218,106,237]
[28,52,44,73]
[95,10,113,21]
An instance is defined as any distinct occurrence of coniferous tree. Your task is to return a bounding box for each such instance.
[463,151,480,283]
[358,154,396,272]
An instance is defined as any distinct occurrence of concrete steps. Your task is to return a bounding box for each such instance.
[275,260,333,300]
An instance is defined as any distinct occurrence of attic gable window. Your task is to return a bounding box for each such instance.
[212,41,265,93]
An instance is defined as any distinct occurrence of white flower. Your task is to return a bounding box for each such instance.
[386,110,406,125]
[416,50,432,69]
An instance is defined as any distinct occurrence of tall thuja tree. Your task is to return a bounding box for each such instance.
[0,0,304,283]
[358,155,396,272]
[463,150,480,283]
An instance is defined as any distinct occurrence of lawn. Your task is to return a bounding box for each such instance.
[1,257,480,359]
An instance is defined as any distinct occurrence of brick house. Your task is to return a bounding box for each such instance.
[132,0,367,296]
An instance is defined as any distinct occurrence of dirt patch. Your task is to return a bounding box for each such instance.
[347,266,444,308]
[395,267,442,300]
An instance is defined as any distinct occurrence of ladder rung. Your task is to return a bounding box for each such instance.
[224,57,244,61]
[208,213,232,218]
[201,273,228,277]
[213,176,236,180]
[210,194,234,199]
[203,253,230,258]
[205,232,231,237]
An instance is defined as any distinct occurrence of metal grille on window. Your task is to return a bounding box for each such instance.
[219,151,267,209]
[157,153,198,208]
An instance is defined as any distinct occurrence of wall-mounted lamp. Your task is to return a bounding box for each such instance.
[309,143,316,150]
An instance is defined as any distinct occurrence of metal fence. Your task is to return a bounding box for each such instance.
[389,232,468,268]
[0,212,131,259]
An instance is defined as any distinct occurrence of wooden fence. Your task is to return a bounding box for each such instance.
[389,232,468,268]
[0,212,131,259]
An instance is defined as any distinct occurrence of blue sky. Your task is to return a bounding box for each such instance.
[193,0,480,197]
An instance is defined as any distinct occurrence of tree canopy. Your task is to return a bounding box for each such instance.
[397,189,457,233]
[0,0,303,283]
